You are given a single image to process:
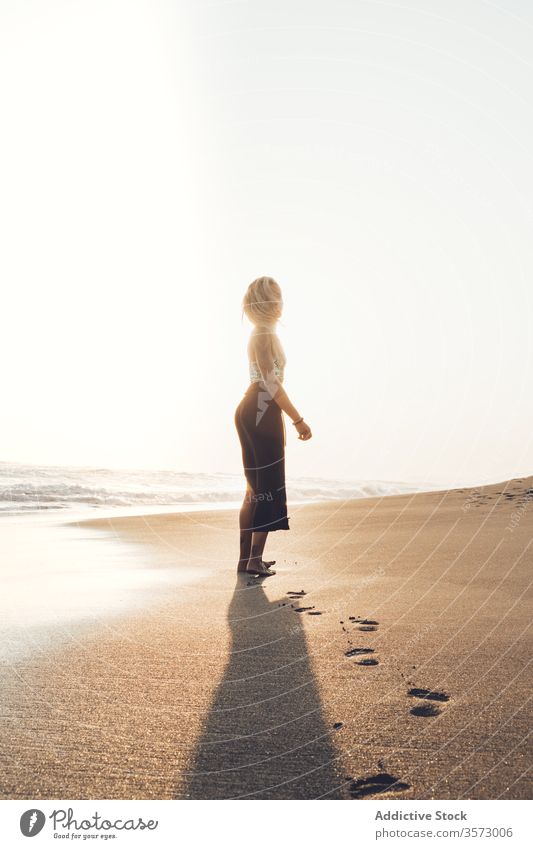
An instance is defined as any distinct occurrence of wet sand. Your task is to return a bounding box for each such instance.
[0,478,531,799]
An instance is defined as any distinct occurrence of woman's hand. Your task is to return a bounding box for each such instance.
[295,419,312,441]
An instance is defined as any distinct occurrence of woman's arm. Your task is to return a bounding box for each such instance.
[253,331,312,440]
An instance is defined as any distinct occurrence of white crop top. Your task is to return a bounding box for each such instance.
[249,357,285,384]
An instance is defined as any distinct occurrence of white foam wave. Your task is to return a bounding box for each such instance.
[0,461,433,516]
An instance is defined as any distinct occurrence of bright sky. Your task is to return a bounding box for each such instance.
[1,0,532,487]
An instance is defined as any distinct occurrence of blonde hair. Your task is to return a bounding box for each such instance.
[242,276,282,327]
[243,276,286,366]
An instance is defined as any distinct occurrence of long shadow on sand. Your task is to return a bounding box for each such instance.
[182,576,344,799]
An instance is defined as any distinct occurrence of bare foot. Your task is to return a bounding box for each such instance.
[246,561,276,577]
[237,559,275,574]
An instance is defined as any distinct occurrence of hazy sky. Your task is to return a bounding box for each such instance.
[1,0,532,486]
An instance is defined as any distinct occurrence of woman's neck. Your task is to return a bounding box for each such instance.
[254,321,277,333]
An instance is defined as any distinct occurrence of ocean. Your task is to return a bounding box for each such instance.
[0,461,433,517]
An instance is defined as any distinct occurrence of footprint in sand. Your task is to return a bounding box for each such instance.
[347,616,379,632]
[409,687,449,702]
[343,616,381,663]
[348,772,410,798]
[409,687,450,717]
[351,617,380,659]
[411,703,441,717]
[345,647,375,657]
[287,590,323,615]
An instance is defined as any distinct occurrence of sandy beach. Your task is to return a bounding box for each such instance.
[0,478,531,800]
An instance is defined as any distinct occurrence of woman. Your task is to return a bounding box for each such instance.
[235,277,312,578]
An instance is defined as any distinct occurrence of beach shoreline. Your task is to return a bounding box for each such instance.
[0,477,531,799]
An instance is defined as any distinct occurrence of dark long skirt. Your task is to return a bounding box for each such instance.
[234,381,290,532]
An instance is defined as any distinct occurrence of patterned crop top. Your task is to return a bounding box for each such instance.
[249,357,285,384]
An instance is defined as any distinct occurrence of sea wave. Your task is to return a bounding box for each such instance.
[0,461,431,515]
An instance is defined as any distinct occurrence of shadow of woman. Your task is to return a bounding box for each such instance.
[182,575,344,799]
